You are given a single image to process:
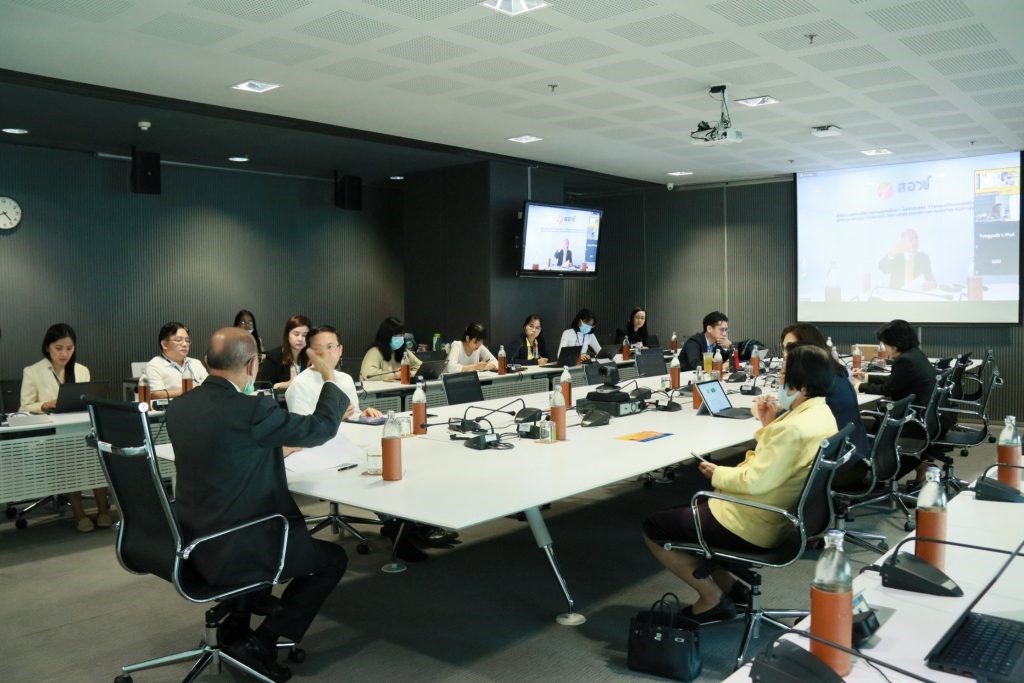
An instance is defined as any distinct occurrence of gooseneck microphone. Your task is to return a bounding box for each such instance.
[463,398,526,422]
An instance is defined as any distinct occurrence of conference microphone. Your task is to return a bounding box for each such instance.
[740,369,763,395]
[463,398,526,422]
[974,463,1024,502]
[417,417,486,433]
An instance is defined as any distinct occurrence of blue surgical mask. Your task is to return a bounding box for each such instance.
[580,323,593,335]
[390,335,405,351]
[243,382,255,395]
[776,384,799,411]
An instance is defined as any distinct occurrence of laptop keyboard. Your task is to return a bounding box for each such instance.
[938,613,1024,677]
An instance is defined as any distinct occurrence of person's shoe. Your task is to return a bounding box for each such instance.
[76,517,95,533]
[224,632,292,682]
[94,512,113,528]
[217,618,250,649]
[394,540,428,562]
[681,595,737,624]
[727,582,751,608]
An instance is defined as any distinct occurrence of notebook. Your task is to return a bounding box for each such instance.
[554,345,582,367]
[53,381,111,413]
[694,379,752,419]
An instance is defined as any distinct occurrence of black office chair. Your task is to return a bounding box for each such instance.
[833,395,915,550]
[934,359,1002,457]
[441,371,484,405]
[664,423,855,669]
[84,396,298,683]
[900,368,962,494]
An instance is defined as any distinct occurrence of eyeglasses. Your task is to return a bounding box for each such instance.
[310,343,341,352]
[238,320,254,328]
[169,336,190,344]
[526,325,541,332]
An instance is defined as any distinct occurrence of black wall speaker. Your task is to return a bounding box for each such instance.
[131,150,161,195]
[334,173,362,210]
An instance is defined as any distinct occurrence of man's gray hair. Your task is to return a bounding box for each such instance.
[207,328,257,371]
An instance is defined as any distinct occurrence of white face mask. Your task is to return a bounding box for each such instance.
[777,384,800,411]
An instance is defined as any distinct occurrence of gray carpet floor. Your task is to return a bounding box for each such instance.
[1,438,996,683]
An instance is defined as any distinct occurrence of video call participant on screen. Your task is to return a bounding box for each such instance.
[557,308,602,362]
[553,238,573,268]
[359,317,422,382]
[681,311,733,371]
[20,323,112,533]
[878,228,936,290]
[144,321,209,399]
[234,309,264,356]
[614,307,651,346]
[287,326,381,420]
[168,327,348,682]
[642,345,838,623]
[446,322,498,373]
[512,314,548,366]
[257,314,311,390]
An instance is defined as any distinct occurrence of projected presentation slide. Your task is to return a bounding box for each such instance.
[520,203,602,274]
[797,151,1021,324]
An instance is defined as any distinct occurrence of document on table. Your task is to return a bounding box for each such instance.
[617,431,672,443]
[284,432,363,473]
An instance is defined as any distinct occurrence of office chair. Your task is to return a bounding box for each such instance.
[833,395,915,551]
[84,396,300,683]
[934,358,1002,457]
[664,423,855,669]
[441,371,484,405]
[900,368,963,495]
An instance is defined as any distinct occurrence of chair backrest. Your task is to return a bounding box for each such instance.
[441,371,484,405]
[868,395,915,482]
[945,352,972,400]
[960,348,993,402]
[797,423,856,540]
[921,367,954,439]
[1,379,22,413]
[974,362,1002,416]
[85,396,181,583]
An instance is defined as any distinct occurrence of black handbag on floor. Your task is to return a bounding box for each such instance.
[627,592,702,681]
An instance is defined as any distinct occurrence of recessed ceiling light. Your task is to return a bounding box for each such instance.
[666,171,694,176]
[860,149,892,156]
[228,155,249,162]
[735,95,779,107]
[811,125,842,138]
[507,135,543,144]
[231,80,280,94]
[2,127,29,135]
[389,175,405,180]
[479,0,549,16]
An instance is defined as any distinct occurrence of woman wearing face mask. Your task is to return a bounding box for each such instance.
[446,322,497,373]
[557,308,601,362]
[643,345,837,623]
[257,314,311,390]
[512,314,548,366]
[360,317,423,382]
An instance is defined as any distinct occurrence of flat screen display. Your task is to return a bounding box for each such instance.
[796,151,1021,324]
[519,202,602,276]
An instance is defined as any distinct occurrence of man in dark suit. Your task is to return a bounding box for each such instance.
[168,327,348,682]
[680,310,734,371]
[878,228,936,289]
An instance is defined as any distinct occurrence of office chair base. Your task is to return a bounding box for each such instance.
[556,611,587,626]
[308,501,381,555]
[839,530,889,554]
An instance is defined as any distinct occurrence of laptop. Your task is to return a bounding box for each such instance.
[52,381,111,413]
[694,379,752,419]
[635,347,667,377]
[412,359,447,382]
[130,361,148,378]
[554,345,582,367]
[925,535,1024,682]
[598,344,622,360]
[647,334,660,347]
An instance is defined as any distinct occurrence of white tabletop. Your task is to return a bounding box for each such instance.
[0,411,91,434]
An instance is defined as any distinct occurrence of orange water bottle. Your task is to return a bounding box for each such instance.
[497,345,507,375]
[692,370,703,410]
[411,380,427,435]
[997,416,1021,489]
[851,344,862,372]
[399,355,410,384]
[669,353,681,389]
[915,466,947,571]
[712,348,723,376]
[559,366,572,408]
[549,389,566,441]
[137,375,150,406]
[749,345,760,376]
[181,365,194,393]
[670,331,678,352]
[621,337,631,361]
[810,529,853,676]
[381,410,403,481]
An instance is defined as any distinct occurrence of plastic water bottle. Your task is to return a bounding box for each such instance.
[692,369,704,410]
[137,374,150,406]
[712,348,723,375]
[670,331,678,352]
[810,529,853,676]
[851,344,862,372]
[549,389,566,441]
[399,354,410,384]
[669,353,681,389]
[749,344,760,376]
[621,336,631,361]
[826,336,838,360]
[559,366,572,408]
[381,410,402,481]
[876,341,886,363]
[181,364,194,393]
[915,467,947,571]
[411,380,427,435]
[997,416,1021,489]
[497,345,507,375]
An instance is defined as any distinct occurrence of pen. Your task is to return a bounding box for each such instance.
[337,463,358,472]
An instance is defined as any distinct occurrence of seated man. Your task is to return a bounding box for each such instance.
[642,345,837,622]
[680,310,734,371]
[168,327,348,682]
[286,325,382,420]
[144,321,209,399]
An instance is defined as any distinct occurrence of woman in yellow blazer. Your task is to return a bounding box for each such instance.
[643,345,838,622]
[20,323,113,532]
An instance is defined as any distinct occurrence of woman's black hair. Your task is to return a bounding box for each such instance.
[780,322,845,375]
[233,309,263,353]
[463,322,487,342]
[371,316,408,364]
[624,307,648,342]
[41,323,80,383]
[570,308,596,333]
[782,344,835,398]
[877,319,919,353]
[520,313,545,348]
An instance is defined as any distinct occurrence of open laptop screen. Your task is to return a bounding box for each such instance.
[695,379,732,414]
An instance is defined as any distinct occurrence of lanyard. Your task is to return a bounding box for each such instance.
[162,355,186,375]
[50,367,63,385]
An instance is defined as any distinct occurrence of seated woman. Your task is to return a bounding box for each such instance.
[556,308,601,362]
[256,314,311,390]
[233,309,264,357]
[642,345,838,622]
[20,323,113,533]
[445,322,497,373]
[614,307,652,347]
[360,317,422,382]
[512,314,548,366]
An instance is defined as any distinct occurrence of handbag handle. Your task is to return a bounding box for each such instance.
[645,592,682,626]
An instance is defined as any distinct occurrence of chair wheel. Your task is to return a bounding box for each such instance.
[115,675,133,683]
[904,521,915,532]
[988,436,996,443]
[664,470,675,481]
[356,543,369,555]
[15,518,27,529]
[959,449,968,457]
[643,479,653,489]
[287,647,306,663]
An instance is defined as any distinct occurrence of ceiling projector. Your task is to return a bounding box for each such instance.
[691,85,743,146]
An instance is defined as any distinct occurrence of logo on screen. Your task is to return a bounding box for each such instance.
[555,215,577,224]
[876,182,894,199]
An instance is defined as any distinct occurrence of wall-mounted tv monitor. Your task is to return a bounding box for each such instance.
[518,201,602,277]
[796,151,1021,324]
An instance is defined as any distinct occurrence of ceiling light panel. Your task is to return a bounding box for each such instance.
[860,149,892,156]
[231,80,281,93]
[735,95,779,107]
[479,0,549,17]
[507,135,542,143]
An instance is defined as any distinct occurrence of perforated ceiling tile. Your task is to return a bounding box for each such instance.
[190,0,310,23]
[707,0,819,26]
[136,13,239,46]
[379,36,475,64]
[888,100,948,116]
[551,0,656,23]
[295,10,400,45]
[929,124,989,139]
[989,105,1024,121]
[567,91,642,109]
[795,96,858,113]
[233,38,329,65]
[900,24,995,56]
[450,90,527,107]
[866,83,939,102]
[552,115,616,130]
[388,75,469,95]
[504,103,577,119]
[912,112,973,128]
[608,14,711,46]
[363,0,479,21]
[452,57,538,81]
[667,40,757,67]
[835,67,916,89]
[631,136,687,150]
[800,45,888,71]
[525,37,618,64]
[760,20,856,51]
[317,57,406,81]
[514,77,595,95]
[582,59,671,83]
[865,0,972,32]
[600,126,654,140]
[929,49,1016,75]
[714,63,795,85]
[762,81,827,100]
[11,0,132,22]
[451,13,558,43]
[972,89,1024,107]
[953,69,1024,93]
[613,105,678,122]
[633,76,707,99]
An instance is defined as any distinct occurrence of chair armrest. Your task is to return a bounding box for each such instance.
[181,512,290,584]
[683,490,799,557]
